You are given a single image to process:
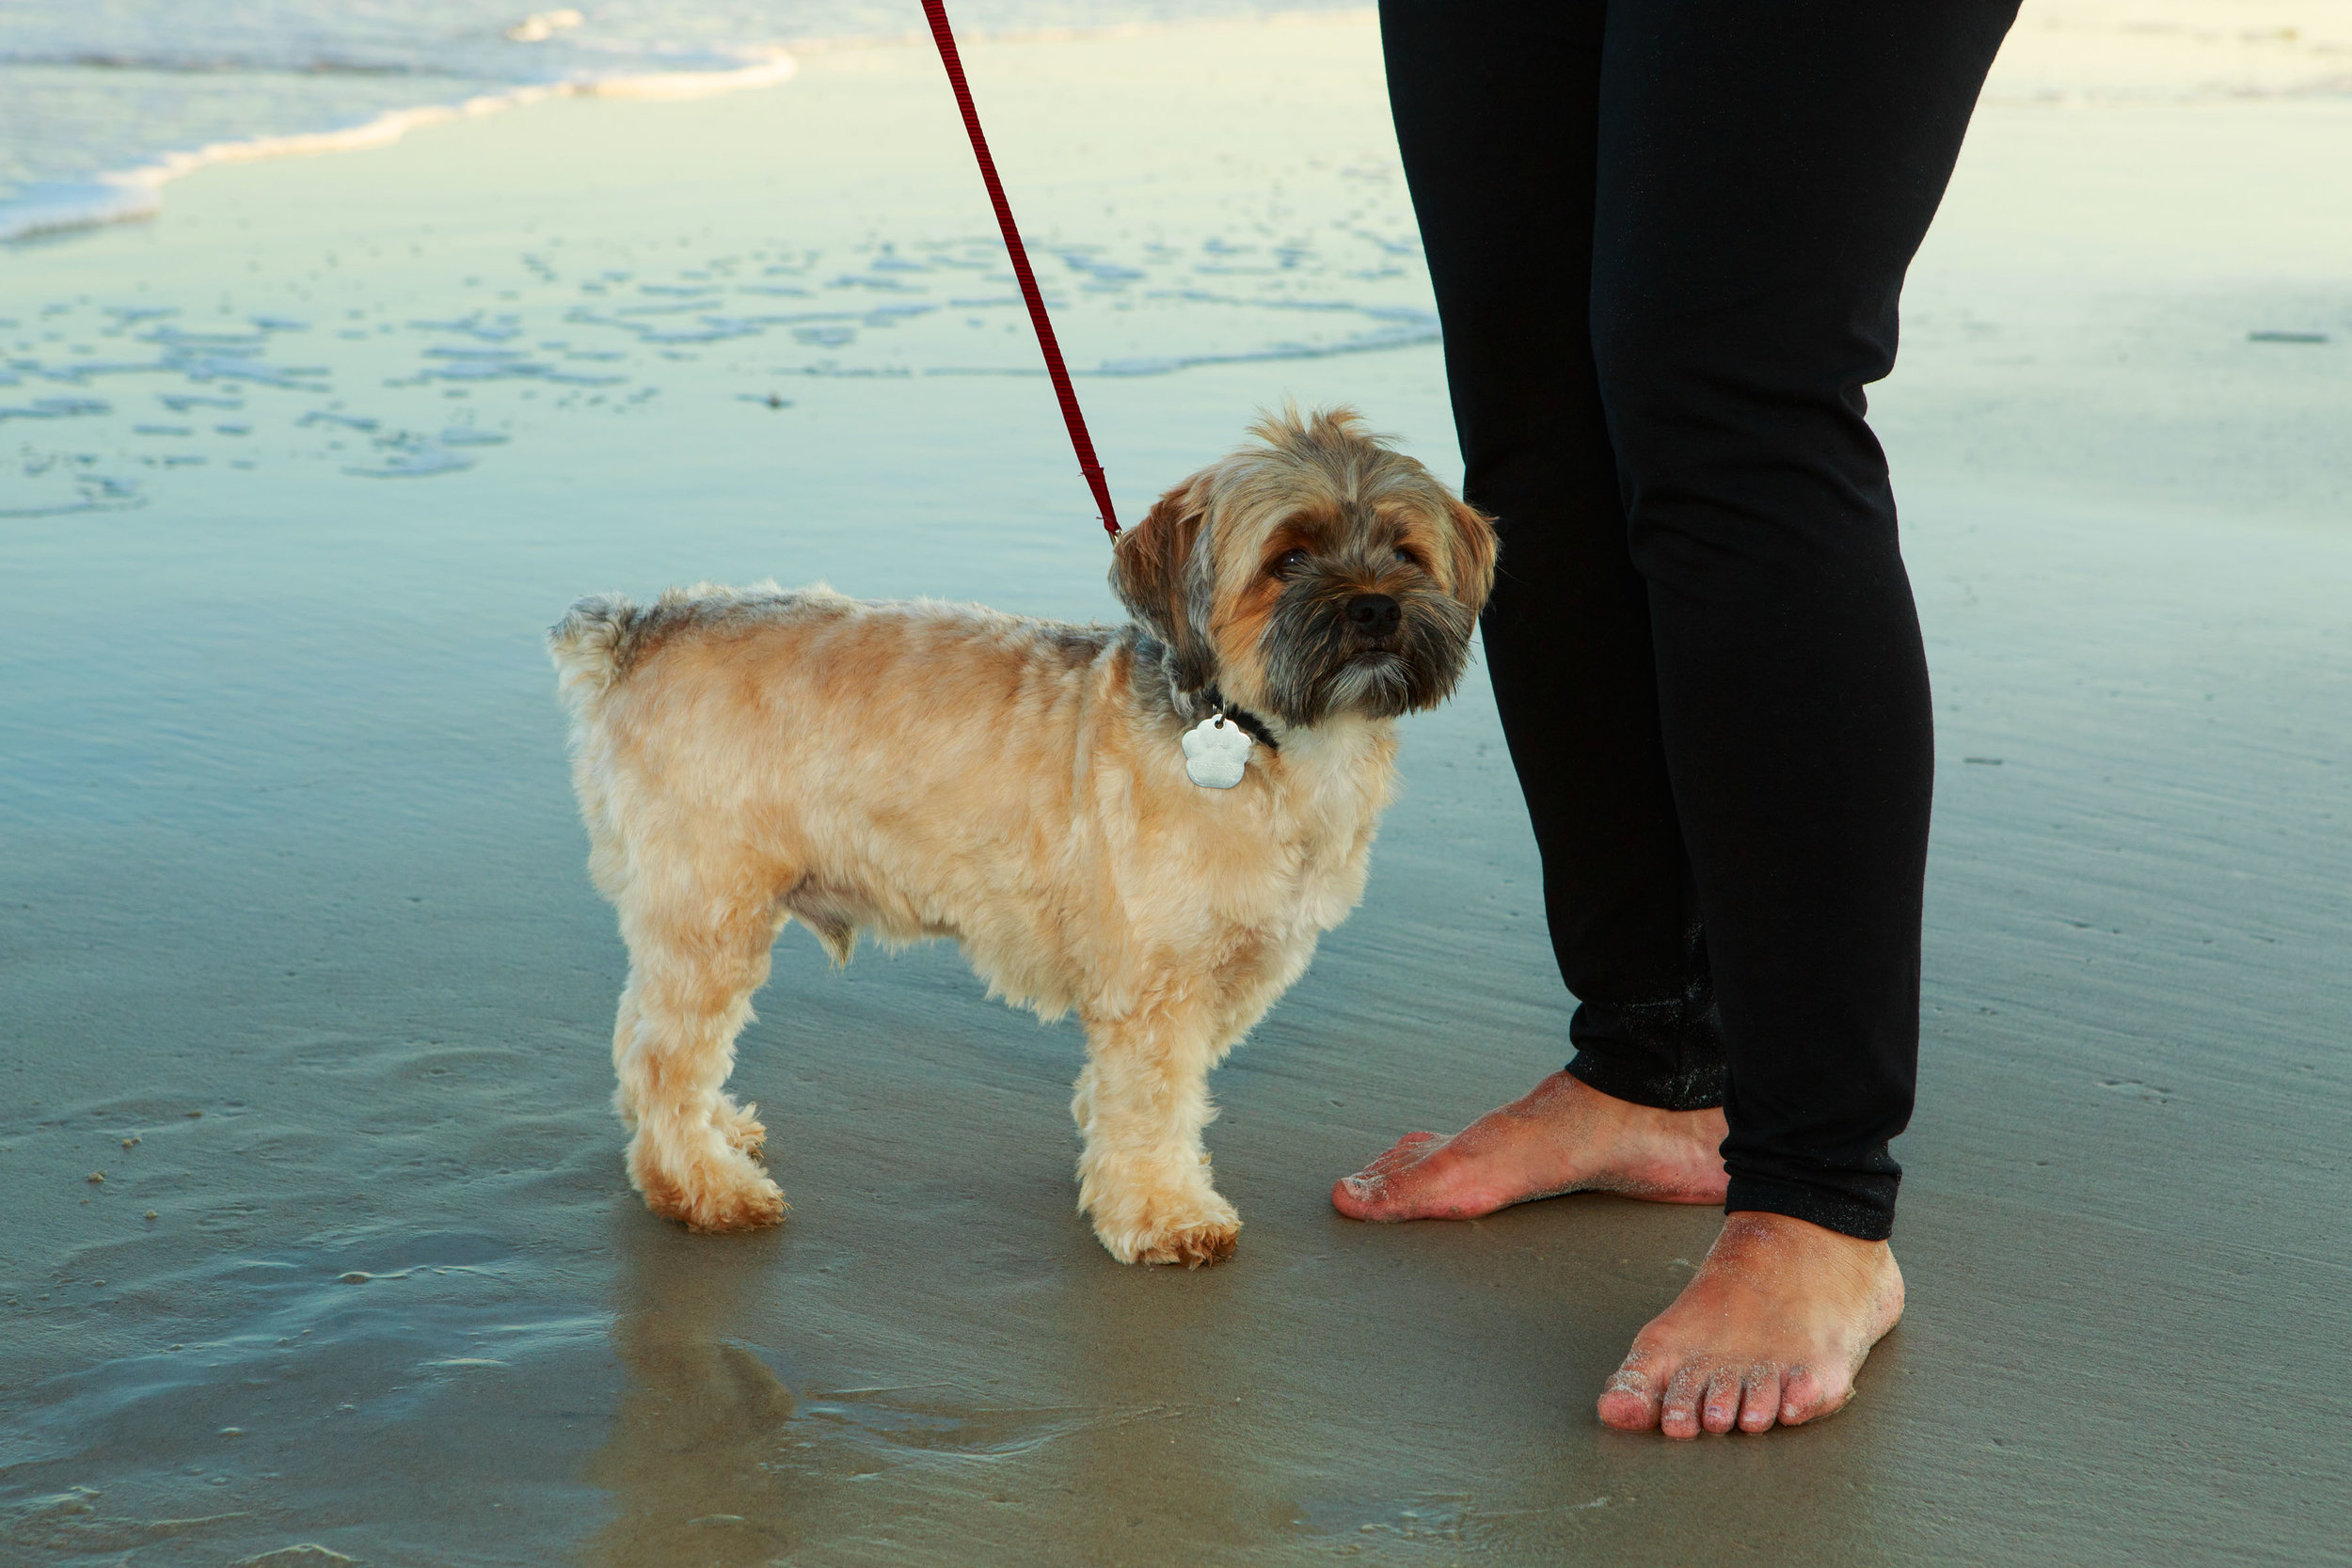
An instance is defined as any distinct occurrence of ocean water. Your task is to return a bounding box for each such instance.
[0,166,1438,521]
[9,0,2352,245]
[0,0,1363,243]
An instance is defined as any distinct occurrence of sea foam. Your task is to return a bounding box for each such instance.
[0,53,799,245]
[0,0,1367,246]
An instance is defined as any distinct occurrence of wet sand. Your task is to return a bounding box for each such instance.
[5,15,2350,1565]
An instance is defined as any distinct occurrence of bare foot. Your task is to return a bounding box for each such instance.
[1330,1071,1727,1221]
[1597,1211,1904,1438]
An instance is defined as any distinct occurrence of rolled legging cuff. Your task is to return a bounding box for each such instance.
[1563,990,1726,1111]
[1724,1174,1896,1243]
[1564,1047,1725,1113]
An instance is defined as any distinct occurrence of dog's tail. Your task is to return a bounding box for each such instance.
[548,594,642,714]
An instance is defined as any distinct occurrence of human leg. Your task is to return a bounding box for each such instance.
[1584,0,2018,1430]
[1592,0,2017,1243]
[1338,0,1734,1223]
[1385,0,1724,1098]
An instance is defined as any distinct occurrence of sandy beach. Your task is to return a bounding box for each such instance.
[4,10,2349,1564]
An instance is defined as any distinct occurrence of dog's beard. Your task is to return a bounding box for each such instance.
[1255,578,1476,725]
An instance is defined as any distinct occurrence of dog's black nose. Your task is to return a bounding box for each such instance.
[1346,593,1402,637]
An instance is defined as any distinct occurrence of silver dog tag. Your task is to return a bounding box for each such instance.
[1182,714,1253,789]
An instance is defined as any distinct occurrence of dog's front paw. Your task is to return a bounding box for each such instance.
[1094,1201,1243,1268]
[1135,1216,1241,1268]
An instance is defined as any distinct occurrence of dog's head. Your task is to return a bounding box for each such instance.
[1111,407,1497,728]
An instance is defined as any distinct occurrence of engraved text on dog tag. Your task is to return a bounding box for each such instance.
[1182,714,1253,789]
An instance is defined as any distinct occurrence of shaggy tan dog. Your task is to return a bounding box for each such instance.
[550,408,1496,1265]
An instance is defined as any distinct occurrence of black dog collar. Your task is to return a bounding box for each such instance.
[1200,689,1279,752]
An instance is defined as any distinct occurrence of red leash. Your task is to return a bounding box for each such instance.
[920,0,1120,538]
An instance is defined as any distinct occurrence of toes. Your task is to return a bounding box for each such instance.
[1739,1369,1784,1433]
[655,1172,788,1234]
[1331,1133,1465,1221]
[1596,1349,1666,1433]
[1332,1171,1377,1203]
[1778,1366,1856,1427]
[1119,1216,1242,1268]
[1701,1367,1743,1434]
[1330,1173,1388,1218]
[1364,1132,1441,1173]
[688,1177,788,1233]
[1165,1221,1240,1269]
[1093,1187,1244,1266]
[1356,1132,1442,1181]
[629,1125,788,1235]
[1331,1132,1441,1212]
[1659,1362,1710,1440]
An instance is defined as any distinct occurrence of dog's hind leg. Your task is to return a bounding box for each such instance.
[1073,999,1245,1267]
[611,879,789,1233]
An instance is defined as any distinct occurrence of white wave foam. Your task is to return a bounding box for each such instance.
[0,50,797,245]
[577,53,797,101]
[0,182,166,245]
[1984,0,2352,104]
[0,9,1388,249]
[504,10,585,45]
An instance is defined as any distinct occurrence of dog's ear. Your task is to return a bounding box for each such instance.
[1111,474,1216,688]
[1442,493,1500,614]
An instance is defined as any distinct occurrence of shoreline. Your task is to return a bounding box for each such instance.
[0,9,1387,248]
[0,57,801,247]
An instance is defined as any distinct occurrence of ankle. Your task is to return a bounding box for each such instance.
[1552,1075,1723,1142]
[1712,1212,1899,1295]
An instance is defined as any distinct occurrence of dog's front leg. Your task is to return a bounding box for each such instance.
[1072,1004,1242,1267]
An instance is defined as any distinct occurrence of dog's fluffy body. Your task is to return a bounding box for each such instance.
[551,410,1496,1264]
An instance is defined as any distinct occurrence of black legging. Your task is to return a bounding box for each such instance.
[1382,0,2018,1241]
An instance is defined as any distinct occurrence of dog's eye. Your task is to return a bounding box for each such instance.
[1393,546,1424,569]
[1273,548,1310,578]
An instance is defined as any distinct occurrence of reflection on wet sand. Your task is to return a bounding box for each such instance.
[583,1222,1137,1561]
[583,1228,802,1566]
[1047,1265,1270,1560]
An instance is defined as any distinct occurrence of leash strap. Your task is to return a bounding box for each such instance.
[919,1,1120,538]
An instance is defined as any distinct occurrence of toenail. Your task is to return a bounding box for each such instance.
[1342,1177,1375,1198]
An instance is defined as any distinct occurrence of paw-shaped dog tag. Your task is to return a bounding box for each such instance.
[1182,715,1253,789]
